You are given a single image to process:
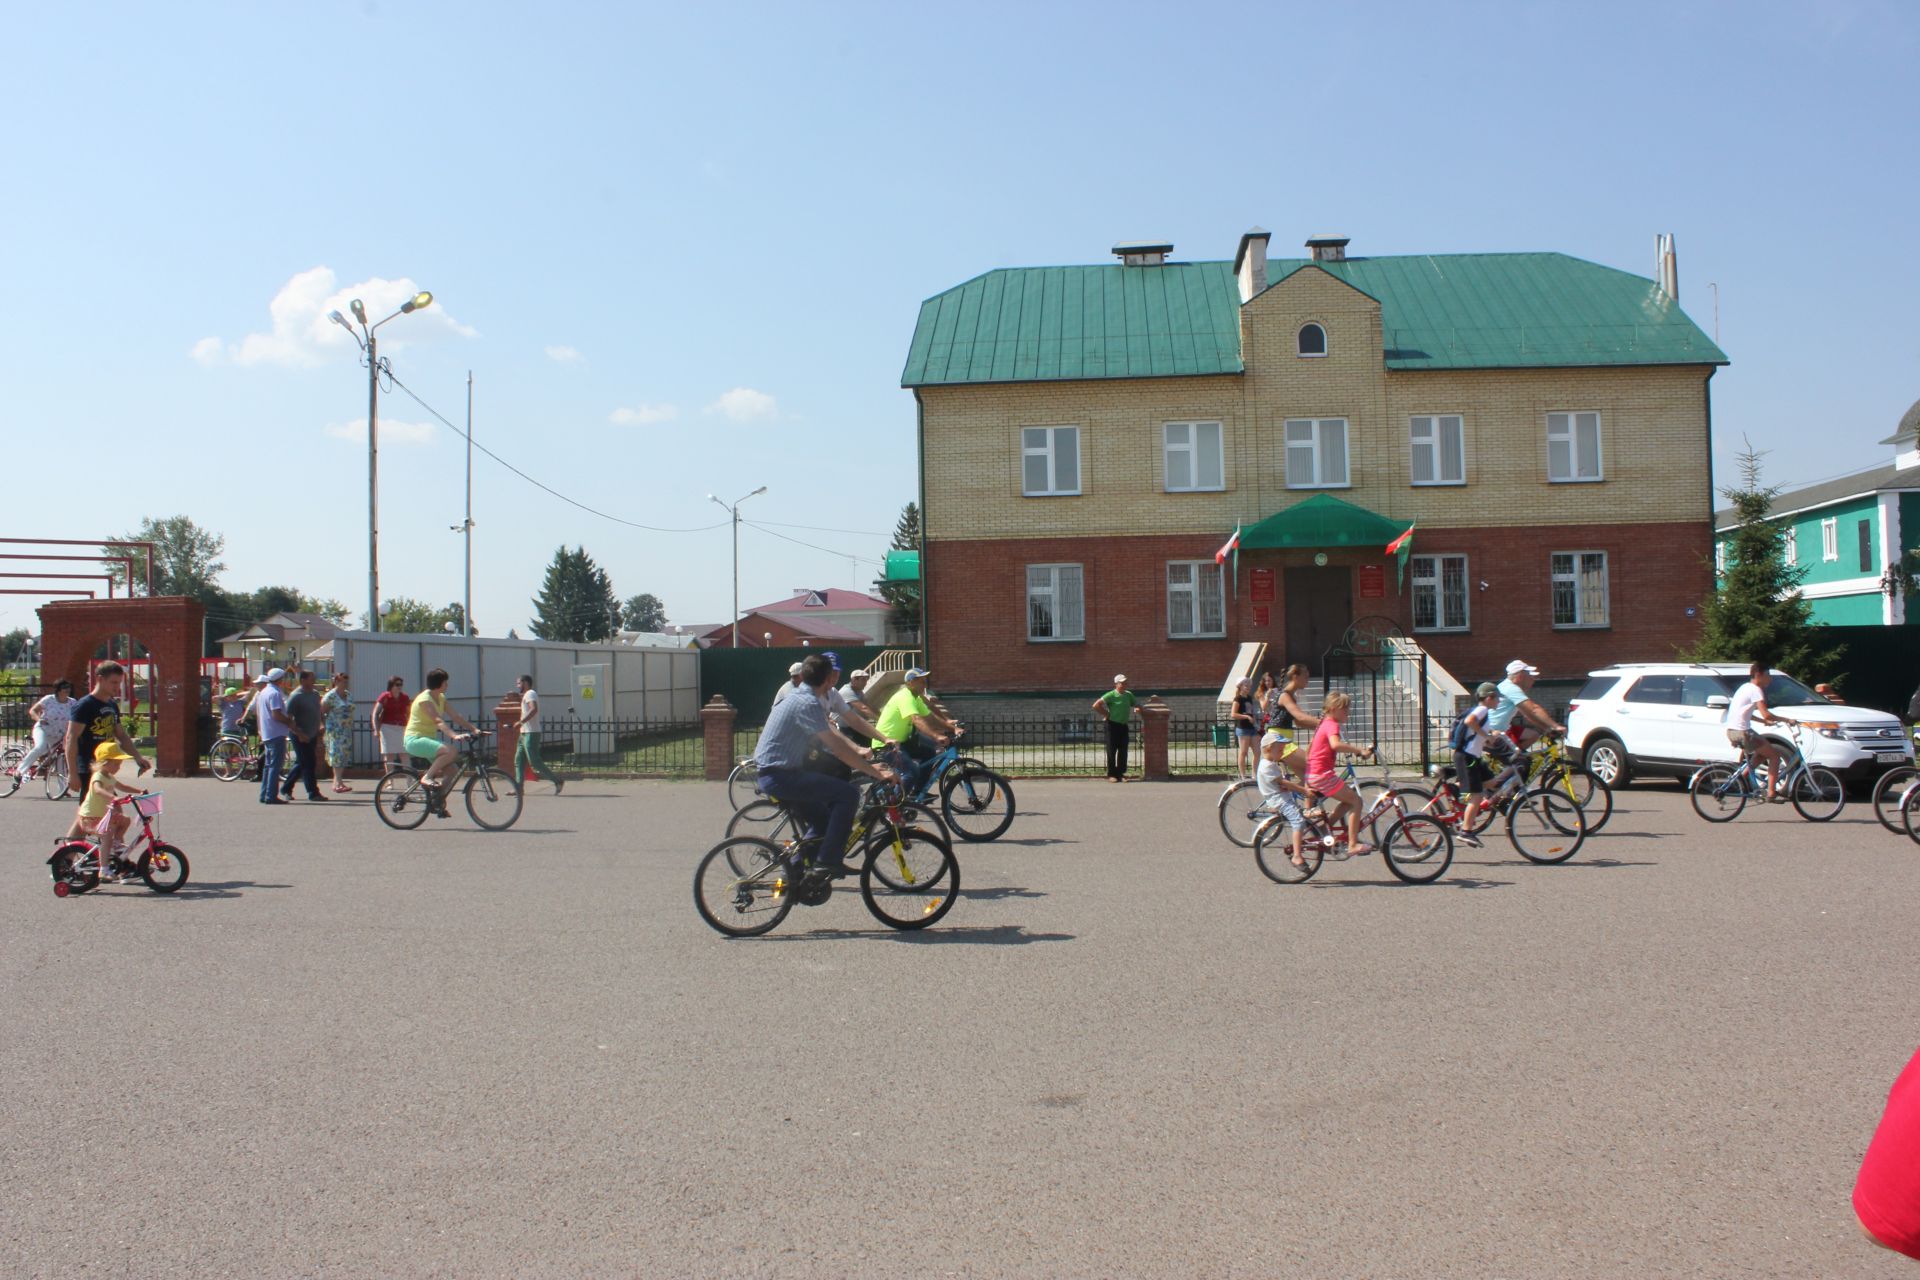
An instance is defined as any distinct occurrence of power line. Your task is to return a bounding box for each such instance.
[742,520,884,567]
[753,520,887,536]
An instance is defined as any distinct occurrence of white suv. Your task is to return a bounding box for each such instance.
[1565,663,1914,788]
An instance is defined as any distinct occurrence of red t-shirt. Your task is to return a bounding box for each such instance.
[375,690,411,726]
[1856,1047,1920,1259]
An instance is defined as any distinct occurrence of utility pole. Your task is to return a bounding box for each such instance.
[463,371,474,637]
[708,486,767,648]
[367,327,381,631]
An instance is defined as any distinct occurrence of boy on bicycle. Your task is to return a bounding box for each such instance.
[1256,727,1316,872]
[1450,683,1501,848]
[1727,662,1788,804]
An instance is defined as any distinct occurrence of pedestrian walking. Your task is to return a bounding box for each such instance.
[512,674,564,795]
[280,669,327,801]
[373,676,410,772]
[1092,675,1138,782]
[321,672,355,793]
[62,661,151,805]
[254,668,292,804]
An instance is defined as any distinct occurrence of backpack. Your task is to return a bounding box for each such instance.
[1448,706,1478,752]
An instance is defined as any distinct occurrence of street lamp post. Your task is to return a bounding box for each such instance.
[707,486,766,649]
[330,290,434,632]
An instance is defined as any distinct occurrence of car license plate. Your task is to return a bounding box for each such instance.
[1876,752,1910,764]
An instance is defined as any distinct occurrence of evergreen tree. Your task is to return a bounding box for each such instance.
[621,593,668,632]
[872,502,922,639]
[1690,447,1835,673]
[529,546,621,643]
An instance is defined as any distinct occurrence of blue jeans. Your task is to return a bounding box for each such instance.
[259,736,287,802]
[757,768,859,867]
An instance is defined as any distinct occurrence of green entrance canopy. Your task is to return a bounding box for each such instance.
[1237,493,1407,551]
[883,550,921,582]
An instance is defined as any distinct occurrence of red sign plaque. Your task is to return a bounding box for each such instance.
[1252,605,1271,627]
[1359,564,1386,599]
[1249,568,1276,603]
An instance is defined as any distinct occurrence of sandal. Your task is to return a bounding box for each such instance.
[333,783,353,793]
[1348,843,1375,857]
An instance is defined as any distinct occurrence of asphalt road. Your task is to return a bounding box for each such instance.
[3,774,1916,1278]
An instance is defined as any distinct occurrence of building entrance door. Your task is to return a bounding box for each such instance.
[1283,566,1352,669]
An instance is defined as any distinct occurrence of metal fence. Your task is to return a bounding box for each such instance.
[334,719,709,779]
[724,716,1243,779]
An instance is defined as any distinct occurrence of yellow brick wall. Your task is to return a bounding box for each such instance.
[919,267,1716,541]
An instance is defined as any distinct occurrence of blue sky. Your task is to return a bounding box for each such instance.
[7,0,1916,638]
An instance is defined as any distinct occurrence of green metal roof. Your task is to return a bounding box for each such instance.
[1238,493,1409,551]
[902,252,1728,386]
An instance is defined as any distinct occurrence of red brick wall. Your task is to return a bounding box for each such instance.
[37,596,209,776]
[925,520,1709,694]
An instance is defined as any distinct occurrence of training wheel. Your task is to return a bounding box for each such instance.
[53,881,70,898]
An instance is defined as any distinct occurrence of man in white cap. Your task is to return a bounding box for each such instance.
[1487,659,1564,754]
[771,661,804,710]
[838,667,876,747]
[1091,674,1139,782]
[253,668,294,805]
[871,667,957,791]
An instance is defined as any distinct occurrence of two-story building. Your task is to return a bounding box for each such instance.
[902,228,1728,697]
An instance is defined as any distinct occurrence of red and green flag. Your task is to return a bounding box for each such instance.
[1385,524,1415,589]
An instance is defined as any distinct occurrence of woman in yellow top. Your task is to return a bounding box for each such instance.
[403,667,480,790]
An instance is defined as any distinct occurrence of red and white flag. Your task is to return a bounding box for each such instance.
[1384,524,1415,556]
[1214,524,1241,566]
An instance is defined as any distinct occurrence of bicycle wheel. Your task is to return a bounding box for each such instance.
[727,799,796,843]
[43,752,70,801]
[1689,765,1747,822]
[939,764,1015,842]
[1789,767,1845,823]
[1871,766,1920,834]
[694,837,796,937]
[1380,814,1454,884]
[1904,786,1920,847]
[1551,766,1613,835]
[48,842,99,897]
[860,825,958,930]
[726,760,758,813]
[1253,814,1323,884]
[138,842,190,894]
[465,767,524,831]
[1507,788,1586,864]
[1217,779,1266,848]
[0,747,21,798]
[373,769,431,831]
[209,738,245,781]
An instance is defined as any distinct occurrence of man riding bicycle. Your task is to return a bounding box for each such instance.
[1485,660,1566,791]
[756,655,897,877]
[870,666,959,795]
[1726,661,1789,804]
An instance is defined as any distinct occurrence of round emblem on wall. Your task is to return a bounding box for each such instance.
[1313,552,1329,567]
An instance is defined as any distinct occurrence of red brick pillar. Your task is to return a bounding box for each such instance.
[494,692,523,774]
[1141,696,1171,781]
[701,696,738,782]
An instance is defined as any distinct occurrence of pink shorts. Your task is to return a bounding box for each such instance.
[1307,771,1343,798]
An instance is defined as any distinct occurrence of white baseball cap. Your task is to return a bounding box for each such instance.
[262,667,287,684]
[1113,674,1127,684]
[849,669,869,679]
[788,662,803,676]
[1505,660,1539,676]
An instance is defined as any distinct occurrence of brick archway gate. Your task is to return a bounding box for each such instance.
[37,597,207,777]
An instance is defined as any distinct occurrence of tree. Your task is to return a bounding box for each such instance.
[105,516,227,598]
[1690,446,1837,674]
[372,597,474,635]
[871,501,922,639]
[0,627,29,665]
[530,546,620,643]
[622,593,669,632]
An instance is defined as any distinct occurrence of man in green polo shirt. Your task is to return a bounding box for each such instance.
[1092,673,1139,782]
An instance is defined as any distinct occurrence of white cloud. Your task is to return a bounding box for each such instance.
[703,387,778,422]
[199,266,475,367]
[323,418,438,446]
[545,345,585,364]
[610,403,678,425]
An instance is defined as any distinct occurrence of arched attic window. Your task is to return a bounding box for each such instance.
[1297,323,1327,357]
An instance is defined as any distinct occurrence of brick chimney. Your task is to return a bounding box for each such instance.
[1112,239,1172,267]
[1234,227,1271,302]
[1306,235,1350,263]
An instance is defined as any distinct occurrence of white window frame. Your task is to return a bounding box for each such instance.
[1546,411,1604,483]
[1283,417,1350,489]
[1409,414,1466,486]
[1715,540,1727,574]
[1166,560,1226,639]
[1410,553,1470,633]
[1162,420,1225,493]
[1297,322,1328,358]
[1026,563,1084,642]
[1820,517,1838,562]
[1783,526,1797,566]
[1551,550,1610,629]
[1021,425,1081,497]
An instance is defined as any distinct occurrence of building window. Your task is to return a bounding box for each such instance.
[1163,420,1224,492]
[1411,554,1469,632]
[1409,415,1465,485]
[1859,518,1873,572]
[1284,418,1349,488]
[1821,517,1838,562]
[1551,551,1610,628]
[1546,411,1604,482]
[1021,426,1080,497]
[1297,323,1327,357]
[1166,560,1226,638]
[1026,564,1084,641]
[1783,527,1797,566]
[1715,541,1727,574]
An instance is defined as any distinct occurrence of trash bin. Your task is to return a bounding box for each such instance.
[1210,723,1232,748]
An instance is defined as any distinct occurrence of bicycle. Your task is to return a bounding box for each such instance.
[3,740,70,800]
[208,731,265,781]
[1396,765,1590,864]
[373,730,523,831]
[1250,766,1455,885]
[1687,723,1845,823]
[46,792,190,897]
[1519,733,1613,834]
[694,810,959,937]
[729,771,951,847]
[1218,755,1397,850]
[893,729,1016,843]
[726,755,759,812]
[1869,729,1920,833]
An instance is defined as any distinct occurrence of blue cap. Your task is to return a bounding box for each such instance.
[905,666,931,680]
[821,650,841,671]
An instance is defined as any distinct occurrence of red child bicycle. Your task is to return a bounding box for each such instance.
[47,792,190,897]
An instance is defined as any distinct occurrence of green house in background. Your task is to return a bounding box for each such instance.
[1714,399,1920,626]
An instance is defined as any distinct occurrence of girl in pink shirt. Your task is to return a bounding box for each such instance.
[1306,692,1377,856]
